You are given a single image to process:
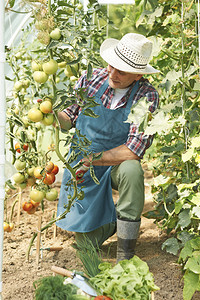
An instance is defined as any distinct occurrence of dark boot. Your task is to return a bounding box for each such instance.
[116,218,141,263]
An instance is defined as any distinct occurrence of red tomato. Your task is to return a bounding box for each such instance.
[43,172,55,185]
[94,297,112,300]
[22,201,33,212]
[51,165,59,175]
[15,143,28,153]
[23,143,28,151]
[27,206,37,215]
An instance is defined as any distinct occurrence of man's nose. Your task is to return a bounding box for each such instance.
[110,67,118,78]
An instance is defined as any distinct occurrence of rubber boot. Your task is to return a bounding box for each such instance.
[116,218,141,263]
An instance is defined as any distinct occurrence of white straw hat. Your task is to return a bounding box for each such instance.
[100,33,159,74]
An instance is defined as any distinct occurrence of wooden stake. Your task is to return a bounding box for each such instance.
[17,187,22,224]
[53,207,57,239]
[36,215,42,265]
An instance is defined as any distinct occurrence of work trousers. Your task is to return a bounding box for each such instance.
[75,160,144,247]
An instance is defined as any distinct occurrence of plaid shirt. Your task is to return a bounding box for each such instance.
[64,68,159,158]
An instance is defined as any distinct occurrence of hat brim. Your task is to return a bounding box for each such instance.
[100,38,160,75]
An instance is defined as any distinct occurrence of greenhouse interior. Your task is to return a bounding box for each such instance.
[1,0,200,299]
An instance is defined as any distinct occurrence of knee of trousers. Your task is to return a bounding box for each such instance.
[117,160,144,188]
[116,160,145,220]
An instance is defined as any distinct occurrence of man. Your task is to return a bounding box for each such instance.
[57,33,159,262]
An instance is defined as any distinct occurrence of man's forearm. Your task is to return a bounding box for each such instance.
[84,144,140,166]
[57,111,72,131]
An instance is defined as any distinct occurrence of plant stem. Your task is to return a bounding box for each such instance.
[181,1,190,180]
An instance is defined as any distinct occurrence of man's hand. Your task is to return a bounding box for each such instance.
[75,160,90,184]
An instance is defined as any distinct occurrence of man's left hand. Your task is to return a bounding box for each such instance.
[75,160,90,184]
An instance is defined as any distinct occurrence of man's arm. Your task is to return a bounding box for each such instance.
[57,111,72,131]
[84,144,140,166]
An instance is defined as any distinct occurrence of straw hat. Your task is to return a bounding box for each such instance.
[100,33,159,74]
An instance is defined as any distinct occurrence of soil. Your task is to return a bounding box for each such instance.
[2,167,200,300]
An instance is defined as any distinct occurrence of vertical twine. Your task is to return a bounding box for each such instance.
[198,0,200,76]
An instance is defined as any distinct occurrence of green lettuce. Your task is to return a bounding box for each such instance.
[89,256,159,300]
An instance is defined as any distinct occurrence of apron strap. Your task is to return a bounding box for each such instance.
[125,80,140,112]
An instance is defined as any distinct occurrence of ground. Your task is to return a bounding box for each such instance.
[2,168,200,300]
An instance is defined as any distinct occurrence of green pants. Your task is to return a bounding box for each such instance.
[75,160,144,247]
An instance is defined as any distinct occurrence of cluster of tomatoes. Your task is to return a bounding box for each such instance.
[13,142,59,215]
[28,97,54,126]
[21,161,59,214]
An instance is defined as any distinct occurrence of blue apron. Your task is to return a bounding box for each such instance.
[57,79,139,232]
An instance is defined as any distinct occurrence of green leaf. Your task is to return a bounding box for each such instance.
[183,270,200,300]
[125,97,150,126]
[192,206,200,218]
[177,209,191,229]
[193,81,200,91]
[162,237,180,255]
[163,13,180,26]
[178,241,193,262]
[184,257,200,274]
[8,0,15,8]
[177,231,193,245]
[190,237,200,250]
[87,63,93,80]
[190,193,200,206]
[175,200,183,214]
[82,108,99,118]
[182,148,194,162]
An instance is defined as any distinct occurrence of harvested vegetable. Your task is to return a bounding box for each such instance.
[90,256,159,300]
[33,275,89,300]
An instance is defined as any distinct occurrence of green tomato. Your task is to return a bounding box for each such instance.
[39,101,52,114]
[42,113,54,126]
[14,81,23,91]
[45,188,58,201]
[19,182,27,189]
[77,3,83,10]
[14,160,26,171]
[30,189,45,203]
[13,173,25,184]
[50,28,61,40]
[64,65,73,77]
[42,59,58,75]
[58,61,67,68]
[31,61,42,71]
[33,71,48,84]
[27,167,35,177]
[28,108,43,122]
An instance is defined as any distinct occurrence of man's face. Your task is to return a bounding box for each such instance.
[107,65,143,89]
